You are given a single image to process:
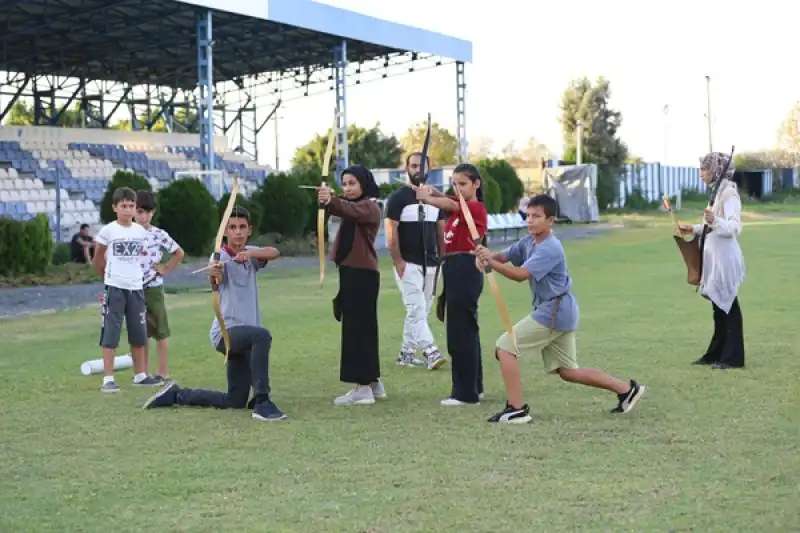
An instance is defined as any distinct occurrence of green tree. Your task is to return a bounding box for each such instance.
[401,121,458,167]
[157,179,218,257]
[379,182,405,199]
[444,174,502,214]
[100,170,152,224]
[481,174,503,214]
[289,165,342,237]
[217,193,263,238]
[4,101,33,125]
[500,137,551,168]
[109,106,199,133]
[3,99,83,127]
[776,101,800,156]
[468,136,494,162]
[476,157,524,213]
[251,173,310,237]
[559,77,629,211]
[293,123,403,170]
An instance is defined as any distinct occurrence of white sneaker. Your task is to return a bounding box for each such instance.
[333,388,376,406]
[396,352,426,368]
[441,397,480,406]
[370,380,387,399]
[425,349,447,370]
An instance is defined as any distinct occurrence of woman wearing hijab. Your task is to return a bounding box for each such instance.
[318,165,386,404]
[678,152,746,369]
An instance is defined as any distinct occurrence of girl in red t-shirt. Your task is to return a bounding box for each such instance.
[416,163,488,405]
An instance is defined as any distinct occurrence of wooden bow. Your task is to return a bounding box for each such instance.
[456,189,518,353]
[318,111,338,287]
[211,173,239,363]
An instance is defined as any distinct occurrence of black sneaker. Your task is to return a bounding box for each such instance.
[142,382,180,409]
[153,374,171,383]
[487,403,533,424]
[133,375,163,387]
[101,381,120,394]
[611,380,646,413]
[252,400,288,421]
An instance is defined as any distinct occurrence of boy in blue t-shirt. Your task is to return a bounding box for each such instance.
[475,194,646,424]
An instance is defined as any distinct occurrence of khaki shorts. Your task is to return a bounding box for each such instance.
[496,315,578,373]
[144,286,170,340]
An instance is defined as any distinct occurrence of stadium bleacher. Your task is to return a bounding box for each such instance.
[0,126,270,241]
[0,125,533,248]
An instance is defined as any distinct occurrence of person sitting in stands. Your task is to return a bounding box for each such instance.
[70,223,95,264]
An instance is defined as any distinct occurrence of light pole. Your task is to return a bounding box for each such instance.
[662,104,669,196]
[705,76,713,153]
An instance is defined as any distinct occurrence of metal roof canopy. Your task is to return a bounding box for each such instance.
[0,0,473,89]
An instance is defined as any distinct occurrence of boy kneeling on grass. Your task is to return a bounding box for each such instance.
[142,206,287,422]
[474,194,646,424]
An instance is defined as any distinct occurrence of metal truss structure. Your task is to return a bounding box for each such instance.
[0,0,473,180]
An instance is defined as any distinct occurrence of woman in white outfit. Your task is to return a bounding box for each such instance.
[679,152,746,369]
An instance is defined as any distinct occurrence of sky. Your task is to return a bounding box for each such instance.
[259,0,796,170]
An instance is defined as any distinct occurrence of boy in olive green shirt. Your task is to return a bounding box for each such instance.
[135,190,184,382]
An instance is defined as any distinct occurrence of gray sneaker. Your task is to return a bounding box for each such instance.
[370,380,387,399]
[396,351,426,368]
[133,376,163,387]
[334,388,376,405]
[101,381,120,393]
[425,350,447,370]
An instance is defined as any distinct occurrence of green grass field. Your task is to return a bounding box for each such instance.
[2,217,799,532]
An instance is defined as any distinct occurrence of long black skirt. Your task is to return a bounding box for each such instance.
[443,253,484,403]
[338,265,381,385]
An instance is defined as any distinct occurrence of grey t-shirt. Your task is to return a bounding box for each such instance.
[503,233,579,331]
[208,246,269,349]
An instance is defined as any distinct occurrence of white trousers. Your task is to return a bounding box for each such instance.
[394,262,439,352]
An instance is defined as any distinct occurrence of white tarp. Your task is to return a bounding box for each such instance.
[542,164,600,223]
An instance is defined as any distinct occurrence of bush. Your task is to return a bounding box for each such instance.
[251,172,310,238]
[596,166,621,212]
[379,182,405,199]
[291,166,342,237]
[446,176,502,214]
[476,158,524,213]
[482,174,503,214]
[25,214,53,273]
[0,215,54,277]
[0,263,100,288]
[51,242,71,266]
[249,232,317,257]
[217,193,263,237]
[100,170,152,224]
[157,178,218,257]
[623,187,659,211]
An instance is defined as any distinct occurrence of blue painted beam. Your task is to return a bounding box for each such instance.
[196,9,216,174]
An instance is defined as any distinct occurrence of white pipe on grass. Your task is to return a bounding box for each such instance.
[80,355,133,376]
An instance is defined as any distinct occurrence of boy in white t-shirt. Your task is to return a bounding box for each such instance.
[92,187,162,393]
